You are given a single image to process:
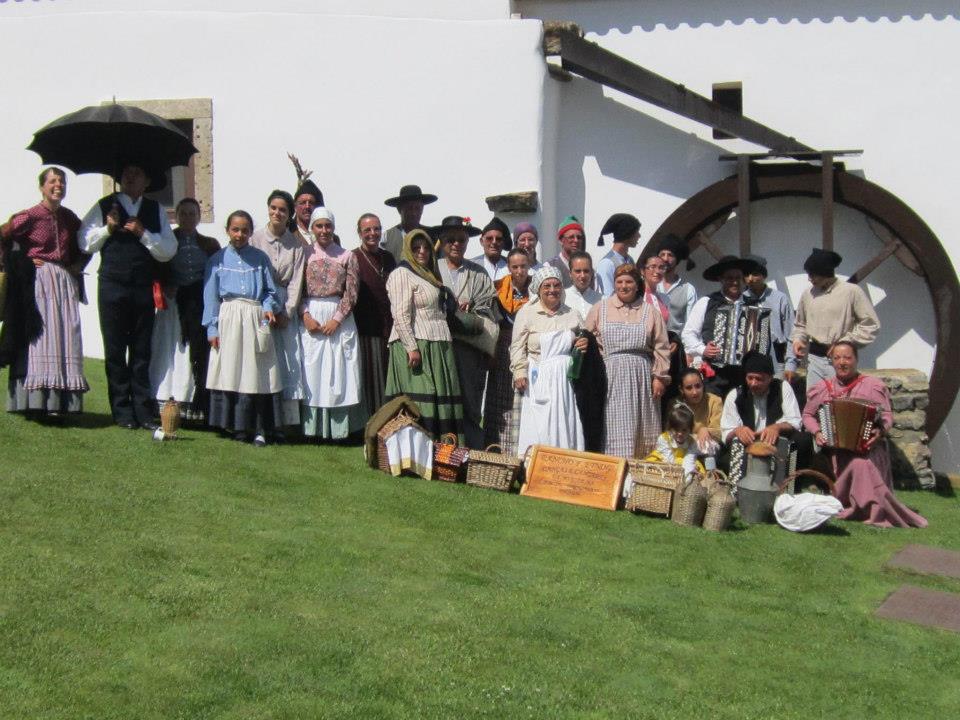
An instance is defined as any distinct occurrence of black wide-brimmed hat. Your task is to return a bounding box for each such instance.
[429,215,482,240]
[385,184,438,208]
[702,255,763,281]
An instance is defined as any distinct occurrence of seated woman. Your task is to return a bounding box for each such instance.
[668,367,722,466]
[584,263,670,459]
[511,266,587,455]
[802,340,927,528]
[483,247,531,454]
[384,230,465,443]
[203,210,282,446]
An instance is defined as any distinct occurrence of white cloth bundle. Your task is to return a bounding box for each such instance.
[774,492,843,533]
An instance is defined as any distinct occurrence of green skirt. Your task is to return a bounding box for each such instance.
[385,339,464,444]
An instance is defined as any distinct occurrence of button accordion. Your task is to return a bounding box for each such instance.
[817,398,879,454]
[711,304,772,367]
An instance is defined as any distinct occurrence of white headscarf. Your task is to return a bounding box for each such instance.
[309,206,335,229]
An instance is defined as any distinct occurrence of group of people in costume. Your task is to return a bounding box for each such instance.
[0,168,926,528]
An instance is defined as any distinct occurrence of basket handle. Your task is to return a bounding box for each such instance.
[778,468,834,496]
[484,444,503,454]
[677,470,703,496]
[440,433,458,447]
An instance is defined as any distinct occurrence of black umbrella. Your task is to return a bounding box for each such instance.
[27,103,198,191]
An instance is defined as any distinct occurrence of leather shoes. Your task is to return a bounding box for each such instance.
[140,421,160,432]
[119,420,138,430]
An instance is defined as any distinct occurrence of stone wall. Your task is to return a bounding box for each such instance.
[863,369,935,489]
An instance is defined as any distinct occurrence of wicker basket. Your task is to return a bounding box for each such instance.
[624,460,684,515]
[702,472,735,532]
[672,473,708,528]
[375,410,422,475]
[433,433,469,482]
[778,468,835,496]
[159,398,180,438]
[465,444,522,492]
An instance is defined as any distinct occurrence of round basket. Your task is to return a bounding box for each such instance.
[702,471,735,532]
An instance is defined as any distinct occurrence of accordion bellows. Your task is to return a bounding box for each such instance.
[712,304,772,367]
[818,398,878,453]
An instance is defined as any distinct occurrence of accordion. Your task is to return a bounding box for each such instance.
[817,398,878,454]
[728,436,797,491]
[711,304,772,367]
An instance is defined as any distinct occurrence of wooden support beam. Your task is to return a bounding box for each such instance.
[689,213,731,261]
[848,238,902,284]
[867,218,923,277]
[543,26,812,153]
[738,156,751,256]
[822,152,834,252]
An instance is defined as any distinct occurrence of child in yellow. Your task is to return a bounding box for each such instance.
[644,403,714,476]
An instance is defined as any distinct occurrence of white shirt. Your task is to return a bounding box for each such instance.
[720,382,802,442]
[79,193,176,261]
[681,293,736,364]
[470,253,509,282]
[566,284,602,321]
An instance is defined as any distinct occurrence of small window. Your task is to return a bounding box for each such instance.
[712,82,742,140]
[101,98,214,223]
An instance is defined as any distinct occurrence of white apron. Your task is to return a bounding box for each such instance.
[149,299,195,402]
[299,296,360,408]
[516,329,584,456]
[206,298,282,395]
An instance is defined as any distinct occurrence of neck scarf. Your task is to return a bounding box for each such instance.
[495,274,530,318]
[399,229,444,290]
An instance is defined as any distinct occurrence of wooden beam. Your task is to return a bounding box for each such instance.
[867,218,923,277]
[543,27,812,153]
[848,239,902,284]
[738,156,751,256]
[719,149,862,161]
[822,152,834,252]
[689,213,731,261]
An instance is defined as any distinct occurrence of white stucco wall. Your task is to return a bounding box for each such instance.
[521,0,960,471]
[0,4,545,357]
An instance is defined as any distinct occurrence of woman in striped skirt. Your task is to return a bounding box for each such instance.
[384,230,464,443]
[0,167,89,416]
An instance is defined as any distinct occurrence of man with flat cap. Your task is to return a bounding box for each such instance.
[381,184,437,263]
[471,216,511,281]
[742,253,797,380]
[681,254,771,397]
[595,212,640,297]
[656,234,698,338]
[292,180,324,246]
[791,248,880,390]
[433,216,499,449]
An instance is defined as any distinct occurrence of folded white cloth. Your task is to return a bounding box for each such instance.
[774,492,844,532]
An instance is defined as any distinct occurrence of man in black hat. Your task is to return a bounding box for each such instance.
[432,216,498,449]
[742,253,797,380]
[595,213,640,297]
[657,234,698,337]
[292,180,324,246]
[681,254,768,397]
[79,163,176,429]
[470,216,511,281]
[791,248,880,389]
[718,350,811,480]
[381,184,437,263]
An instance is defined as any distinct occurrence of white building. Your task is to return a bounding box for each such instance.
[2,0,957,470]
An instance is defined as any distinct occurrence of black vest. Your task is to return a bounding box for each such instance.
[734,379,784,431]
[97,195,162,285]
[701,291,734,345]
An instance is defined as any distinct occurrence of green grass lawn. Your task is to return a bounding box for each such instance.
[1,359,958,719]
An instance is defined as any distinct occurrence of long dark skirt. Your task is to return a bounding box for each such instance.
[483,323,520,454]
[384,339,464,444]
[209,390,283,435]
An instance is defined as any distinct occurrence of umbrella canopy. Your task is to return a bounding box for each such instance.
[27,103,198,191]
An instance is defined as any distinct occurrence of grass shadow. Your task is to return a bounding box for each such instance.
[933,473,957,498]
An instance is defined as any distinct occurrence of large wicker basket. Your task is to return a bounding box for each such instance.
[624,460,684,515]
[375,410,423,475]
[465,444,522,492]
[433,433,469,482]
